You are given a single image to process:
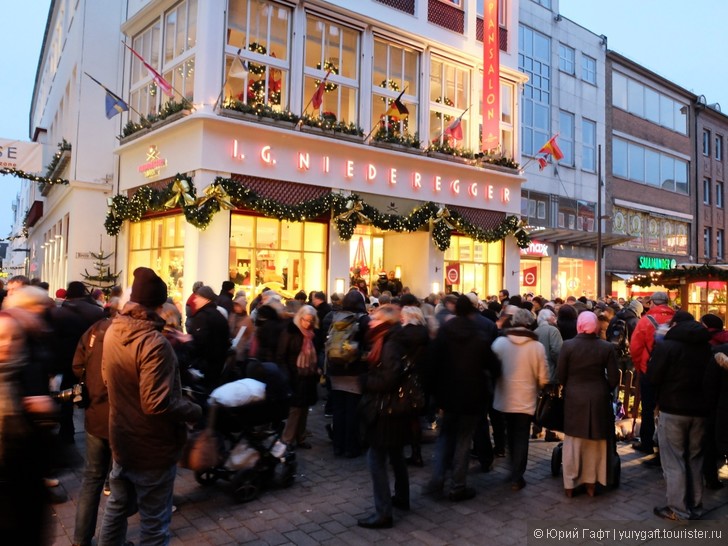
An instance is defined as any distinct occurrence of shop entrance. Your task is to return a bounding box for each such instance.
[443,236,503,298]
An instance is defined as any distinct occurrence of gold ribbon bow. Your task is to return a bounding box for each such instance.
[197,184,234,210]
[433,206,455,230]
[164,179,195,209]
[335,199,369,224]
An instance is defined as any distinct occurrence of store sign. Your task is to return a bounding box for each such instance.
[481,0,500,151]
[520,241,549,257]
[0,138,42,171]
[230,140,512,205]
[137,145,167,179]
[522,266,538,287]
[445,263,460,285]
[637,256,676,270]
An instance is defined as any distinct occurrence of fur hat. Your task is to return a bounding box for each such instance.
[130,267,167,308]
[701,313,724,330]
[195,285,217,302]
[66,281,88,299]
[650,291,669,305]
[628,299,644,316]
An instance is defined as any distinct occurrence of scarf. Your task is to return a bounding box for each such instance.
[296,325,317,375]
[576,311,599,335]
[366,321,392,365]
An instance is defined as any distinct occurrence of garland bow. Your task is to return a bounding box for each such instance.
[197,184,234,210]
[335,199,369,224]
[164,179,195,209]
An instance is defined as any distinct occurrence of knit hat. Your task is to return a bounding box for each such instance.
[221,281,235,293]
[701,313,724,330]
[130,267,167,308]
[672,310,694,323]
[195,285,217,302]
[650,291,669,305]
[55,288,67,299]
[66,281,88,299]
[628,299,644,316]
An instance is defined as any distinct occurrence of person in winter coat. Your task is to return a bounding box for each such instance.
[0,286,57,545]
[357,305,410,529]
[185,285,232,392]
[629,291,675,456]
[492,308,549,491]
[701,313,728,346]
[557,312,619,498]
[252,301,285,365]
[707,347,728,489]
[533,308,563,442]
[425,295,499,501]
[72,317,112,546]
[647,311,712,523]
[556,304,578,341]
[99,267,202,545]
[277,305,321,450]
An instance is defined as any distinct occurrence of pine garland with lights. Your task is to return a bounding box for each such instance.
[247,42,267,75]
[104,175,530,250]
[435,97,455,121]
[0,167,69,187]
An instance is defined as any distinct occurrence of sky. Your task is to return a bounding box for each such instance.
[1,0,727,238]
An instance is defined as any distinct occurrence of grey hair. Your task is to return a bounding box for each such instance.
[511,308,536,328]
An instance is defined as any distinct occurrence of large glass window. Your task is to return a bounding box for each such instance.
[302,15,359,124]
[129,0,197,121]
[582,54,596,85]
[582,118,596,172]
[443,237,502,297]
[225,0,291,109]
[476,0,507,25]
[612,137,689,195]
[229,215,327,300]
[430,57,470,146]
[128,215,186,304]
[519,25,550,156]
[612,206,689,255]
[559,111,574,166]
[558,44,575,75]
[611,72,688,134]
[371,38,419,139]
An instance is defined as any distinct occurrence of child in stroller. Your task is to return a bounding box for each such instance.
[192,359,297,502]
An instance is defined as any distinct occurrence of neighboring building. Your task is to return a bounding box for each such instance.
[517,0,617,300]
[604,50,696,299]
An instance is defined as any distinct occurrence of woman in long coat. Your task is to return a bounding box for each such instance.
[557,311,619,497]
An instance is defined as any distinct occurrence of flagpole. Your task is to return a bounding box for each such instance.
[364,85,408,141]
[436,104,471,144]
[213,48,246,112]
[82,71,151,127]
[121,41,189,107]
[301,69,331,118]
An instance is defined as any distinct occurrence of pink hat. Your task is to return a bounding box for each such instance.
[576,311,599,335]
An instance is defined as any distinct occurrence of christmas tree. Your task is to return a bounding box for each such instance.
[81,238,121,295]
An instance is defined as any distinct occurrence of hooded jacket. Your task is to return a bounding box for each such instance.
[646,319,712,417]
[492,328,549,415]
[73,318,111,440]
[630,304,676,374]
[102,302,201,470]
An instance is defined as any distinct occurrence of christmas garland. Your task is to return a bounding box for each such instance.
[0,167,69,187]
[246,42,267,75]
[104,175,530,250]
[435,97,455,121]
[379,78,399,104]
[315,60,339,92]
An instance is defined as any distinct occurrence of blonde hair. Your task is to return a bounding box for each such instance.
[401,305,425,326]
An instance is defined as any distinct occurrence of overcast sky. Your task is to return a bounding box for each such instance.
[2,0,727,238]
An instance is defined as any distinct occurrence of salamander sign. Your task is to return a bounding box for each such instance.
[638,256,676,270]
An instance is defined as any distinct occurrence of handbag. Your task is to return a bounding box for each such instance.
[534,384,564,432]
[376,357,425,418]
[180,404,222,471]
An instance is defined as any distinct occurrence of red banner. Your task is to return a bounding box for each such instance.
[482,1,500,152]
[522,266,538,287]
[445,263,461,286]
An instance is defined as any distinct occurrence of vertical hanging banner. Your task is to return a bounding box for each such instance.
[482,1,500,152]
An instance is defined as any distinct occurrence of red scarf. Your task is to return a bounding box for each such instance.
[366,321,392,365]
[296,325,317,375]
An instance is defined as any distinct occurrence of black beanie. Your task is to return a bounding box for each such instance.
[672,310,694,324]
[221,281,235,293]
[130,267,167,308]
[701,313,724,330]
[66,281,88,299]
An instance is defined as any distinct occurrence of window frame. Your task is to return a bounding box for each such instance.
[430,55,470,147]
[581,54,596,85]
[519,24,551,156]
[704,227,712,258]
[716,135,723,161]
[718,229,725,260]
[558,110,575,167]
[581,118,596,172]
[717,181,724,209]
[704,129,711,156]
[558,43,575,75]
[704,178,712,205]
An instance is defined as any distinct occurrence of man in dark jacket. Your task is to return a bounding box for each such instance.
[99,267,201,545]
[424,295,498,501]
[647,311,712,523]
[217,280,235,317]
[50,281,105,443]
[187,285,232,391]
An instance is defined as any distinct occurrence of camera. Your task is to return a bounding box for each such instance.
[53,383,89,408]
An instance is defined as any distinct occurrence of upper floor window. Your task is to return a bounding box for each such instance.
[703,130,712,156]
[582,118,596,172]
[704,178,712,205]
[519,25,550,155]
[582,54,596,85]
[612,137,689,195]
[704,227,712,258]
[718,229,724,260]
[478,76,516,158]
[225,0,292,109]
[303,15,360,125]
[558,44,575,75]
[612,72,688,134]
[371,38,419,139]
[717,181,724,209]
[430,57,470,147]
[476,0,507,25]
[558,111,574,166]
[717,135,723,161]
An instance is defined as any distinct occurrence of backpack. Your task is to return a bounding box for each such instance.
[607,316,630,358]
[646,315,670,348]
[325,312,361,375]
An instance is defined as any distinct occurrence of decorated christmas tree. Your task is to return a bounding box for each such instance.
[81,238,121,295]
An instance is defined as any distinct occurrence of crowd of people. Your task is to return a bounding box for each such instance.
[1,272,727,544]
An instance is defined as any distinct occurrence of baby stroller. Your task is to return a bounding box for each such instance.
[193,360,297,502]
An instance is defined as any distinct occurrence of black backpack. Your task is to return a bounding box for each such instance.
[607,315,630,358]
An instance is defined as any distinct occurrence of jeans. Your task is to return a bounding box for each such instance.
[73,432,112,545]
[331,390,361,456]
[430,412,479,492]
[367,446,408,518]
[638,373,656,451]
[657,412,705,520]
[504,413,532,483]
[98,460,176,546]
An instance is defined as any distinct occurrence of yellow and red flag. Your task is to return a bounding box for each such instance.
[385,89,409,119]
[538,134,564,161]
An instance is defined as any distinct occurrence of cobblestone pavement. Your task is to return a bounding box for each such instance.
[49,403,728,545]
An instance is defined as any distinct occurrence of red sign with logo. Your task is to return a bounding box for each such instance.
[522,266,538,287]
[446,263,461,285]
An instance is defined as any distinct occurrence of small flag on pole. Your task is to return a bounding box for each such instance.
[538,134,564,161]
[228,49,249,80]
[123,42,174,97]
[385,89,409,119]
[444,116,464,142]
[84,72,129,119]
[311,70,331,110]
[537,156,548,171]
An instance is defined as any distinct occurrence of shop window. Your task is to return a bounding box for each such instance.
[349,226,384,292]
[430,57,470,147]
[443,236,502,297]
[372,38,419,139]
[128,215,186,303]
[224,0,291,109]
[614,207,687,255]
[229,214,326,300]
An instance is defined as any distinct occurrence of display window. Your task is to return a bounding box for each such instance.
[443,236,502,297]
[556,258,595,300]
[229,214,327,300]
[348,225,384,292]
[687,281,726,323]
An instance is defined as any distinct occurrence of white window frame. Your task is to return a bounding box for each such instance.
[558,44,575,75]
[559,110,574,167]
[582,54,596,85]
[581,118,596,172]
